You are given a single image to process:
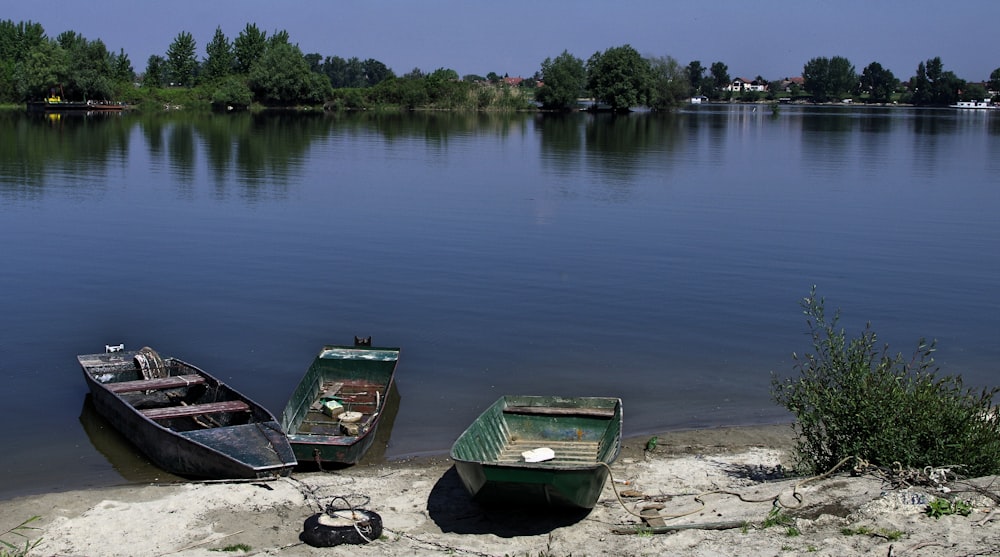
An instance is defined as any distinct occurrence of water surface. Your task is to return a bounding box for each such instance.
[1,106,998,499]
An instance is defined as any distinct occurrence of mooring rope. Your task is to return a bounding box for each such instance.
[600,454,857,521]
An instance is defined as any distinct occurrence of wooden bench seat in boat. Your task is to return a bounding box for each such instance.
[106,374,206,394]
[502,406,616,418]
[140,400,250,420]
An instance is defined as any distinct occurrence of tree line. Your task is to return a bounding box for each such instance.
[2,19,998,111]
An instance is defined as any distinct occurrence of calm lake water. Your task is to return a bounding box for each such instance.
[1,105,998,500]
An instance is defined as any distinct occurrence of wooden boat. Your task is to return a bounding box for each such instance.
[450,395,623,509]
[27,96,127,112]
[280,343,400,466]
[77,346,297,479]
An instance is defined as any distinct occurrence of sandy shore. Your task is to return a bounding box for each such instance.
[3,424,998,557]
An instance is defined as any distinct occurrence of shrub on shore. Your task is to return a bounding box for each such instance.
[772,287,1000,477]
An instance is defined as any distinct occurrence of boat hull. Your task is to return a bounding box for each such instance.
[451,395,623,509]
[78,348,297,479]
[280,345,400,466]
[27,100,126,112]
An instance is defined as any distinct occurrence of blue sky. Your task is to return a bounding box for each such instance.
[6,0,998,82]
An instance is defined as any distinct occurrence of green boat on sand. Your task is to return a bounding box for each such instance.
[450,395,623,509]
[280,343,399,466]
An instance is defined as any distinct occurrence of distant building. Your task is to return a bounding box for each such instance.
[725,77,767,93]
[778,77,805,92]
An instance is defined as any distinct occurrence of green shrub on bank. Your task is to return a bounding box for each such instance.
[772,287,1000,477]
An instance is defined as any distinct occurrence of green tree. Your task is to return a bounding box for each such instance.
[424,68,466,108]
[909,61,930,105]
[802,55,856,102]
[110,48,133,82]
[52,31,116,100]
[535,50,586,110]
[858,61,898,103]
[989,68,1000,98]
[248,41,329,104]
[962,82,988,101]
[686,60,705,93]
[233,23,267,74]
[361,59,393,86]
[166,31,197,86]
[267,29,290,47]
[202,26,233,81]
[586,44,651,112]
[402,67,424,80]
[909,57,962,106]
[143,54,165,87]
[324,55,364,88]
[709,61,729,99]
[211,74,252,108]
[14,36,68,100]
[646,55,689,110]
[303,52,322,73]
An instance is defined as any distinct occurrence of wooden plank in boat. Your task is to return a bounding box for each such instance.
[141,400,250,420]
[105,374,206,393]
[497,439,600,464]
[502,406,616,418]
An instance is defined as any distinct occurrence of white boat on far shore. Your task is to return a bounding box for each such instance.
[950,99,998,109]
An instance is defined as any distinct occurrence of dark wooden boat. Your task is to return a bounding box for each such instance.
[280,344,400,466]
[450,395,623,509]
[77,346,297,479]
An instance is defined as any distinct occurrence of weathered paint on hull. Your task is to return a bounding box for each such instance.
[280,345,400,466]
[80,350,297,479]
[451,395,623,510]
[453,460,612,509]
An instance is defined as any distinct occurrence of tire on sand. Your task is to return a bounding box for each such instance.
[301,509,383,547]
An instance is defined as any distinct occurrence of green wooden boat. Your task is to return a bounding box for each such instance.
[450,395,623,509]
[280,344,400,466]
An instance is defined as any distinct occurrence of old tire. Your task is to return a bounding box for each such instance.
[300,509,382,547]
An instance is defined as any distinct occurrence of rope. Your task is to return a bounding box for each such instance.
[324,494,376,544]
[601,455,858,521]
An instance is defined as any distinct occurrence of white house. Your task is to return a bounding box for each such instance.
[725,77,767,93]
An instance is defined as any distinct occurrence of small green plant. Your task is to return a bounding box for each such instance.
[635,525,654,538]
[761,507,793,528]
[841,526,903,540]
[0,516,42,557]
[210,543,251,552]
[925,497,973,518]
[772,287,1000,476]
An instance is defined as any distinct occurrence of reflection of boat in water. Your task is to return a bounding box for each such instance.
[950,99,998,110]
[78,394,183,484]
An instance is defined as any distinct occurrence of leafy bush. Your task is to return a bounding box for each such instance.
[772,288,1000,476]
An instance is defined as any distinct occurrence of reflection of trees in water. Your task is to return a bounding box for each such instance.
[583,113,683,201]
[0,111,131,200]
[536,112,684,201]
